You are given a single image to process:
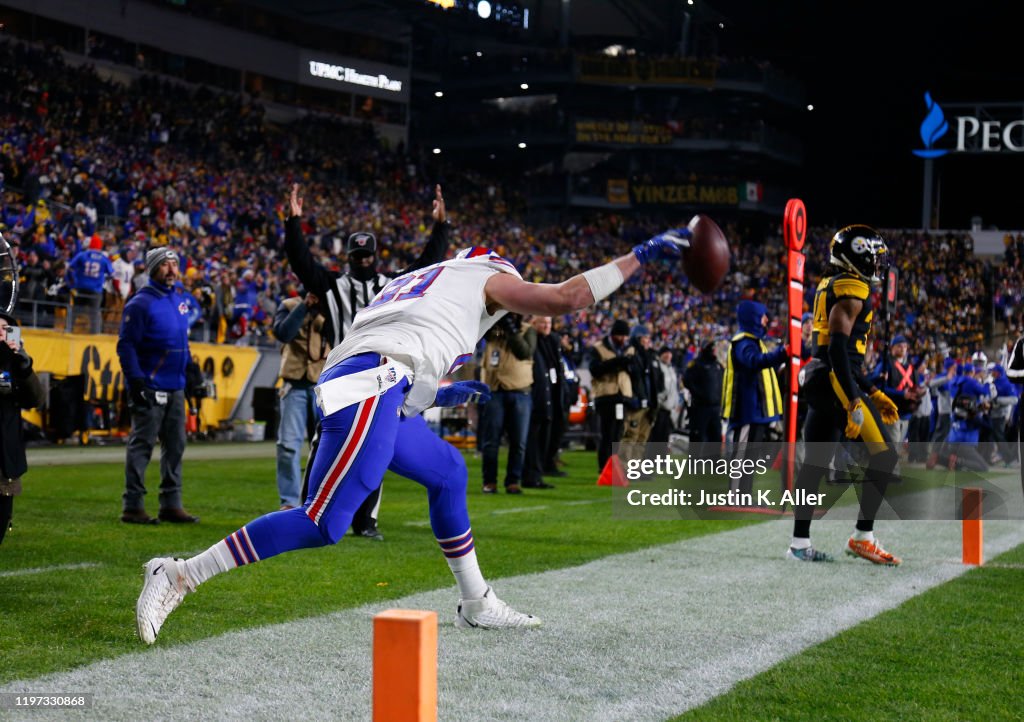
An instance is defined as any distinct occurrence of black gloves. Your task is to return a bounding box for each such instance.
[129,378,151,408]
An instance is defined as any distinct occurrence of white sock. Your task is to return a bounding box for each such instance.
[445,551,488,600]
[182,540,236,587]
[851,529,875,542]
[790,537,811,550]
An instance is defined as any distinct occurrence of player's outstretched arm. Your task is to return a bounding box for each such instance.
[484,229,689,316]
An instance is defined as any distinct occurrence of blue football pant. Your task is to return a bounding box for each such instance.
[234,354,471,564]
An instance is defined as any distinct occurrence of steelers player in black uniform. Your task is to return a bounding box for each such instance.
[786,225,902,565]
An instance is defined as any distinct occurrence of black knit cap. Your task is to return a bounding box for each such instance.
[610,319,630,336]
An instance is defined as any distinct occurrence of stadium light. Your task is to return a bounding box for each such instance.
[718,22,725,29]
[433,148,442,154]
[807,104,814,111]
[687,0,694,5]
[520,83,529,90]
[477,0,492,19]
[518,142,527,149]
[435,91,444,98]
[475,51,483,57]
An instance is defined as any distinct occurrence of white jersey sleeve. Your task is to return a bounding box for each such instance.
[325,249,521,416]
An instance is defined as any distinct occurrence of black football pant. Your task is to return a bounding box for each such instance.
[792,367,897,539]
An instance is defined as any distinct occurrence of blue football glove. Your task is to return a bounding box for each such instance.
[632,228,691,264]
[434,380,492,407]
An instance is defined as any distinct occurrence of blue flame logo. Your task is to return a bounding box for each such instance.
[913,91,949,158]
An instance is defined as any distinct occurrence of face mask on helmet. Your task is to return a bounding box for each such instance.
[829,225,888,285]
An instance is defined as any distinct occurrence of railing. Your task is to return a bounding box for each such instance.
[12,297,278,347]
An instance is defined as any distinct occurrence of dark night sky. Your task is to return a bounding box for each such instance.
[711,0,1022,230]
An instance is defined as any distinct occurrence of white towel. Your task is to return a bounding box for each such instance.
[314,357,414,417]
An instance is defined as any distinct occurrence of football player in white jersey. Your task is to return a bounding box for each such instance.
[135,187,691,641]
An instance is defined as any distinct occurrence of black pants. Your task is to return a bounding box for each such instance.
[523,412,551,485]
[793,365,896,538]
[544,409,567,472]
[649,408,673,443]
[0,495,12,545]
[688,405,722,457]
[595,397,625,471]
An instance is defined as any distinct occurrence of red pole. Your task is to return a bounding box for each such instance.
[783,199,807,493]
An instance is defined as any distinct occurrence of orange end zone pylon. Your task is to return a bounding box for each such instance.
[961,487,983,566]
[596,455,629,486]
[373,609,438,722]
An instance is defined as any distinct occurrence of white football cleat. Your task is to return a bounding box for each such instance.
[456,586,541,629]
[136,557,193,644]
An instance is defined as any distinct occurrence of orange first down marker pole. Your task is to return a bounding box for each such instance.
[961,487,983,566]
[373,609,438,722]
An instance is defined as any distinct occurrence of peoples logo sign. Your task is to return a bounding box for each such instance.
[912,92,949,158]
[914,91,1024,156]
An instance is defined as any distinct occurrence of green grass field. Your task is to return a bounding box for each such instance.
[0,449,751,684]
[679,543,1024,722]
[3,447,1023,721]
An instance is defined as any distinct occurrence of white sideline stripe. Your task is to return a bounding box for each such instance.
[0,562,101,578]
[404,498,603,526]
[4,519,1024,721]
[492,505,548,515]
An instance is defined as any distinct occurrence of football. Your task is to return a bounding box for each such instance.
[683,214,731,293]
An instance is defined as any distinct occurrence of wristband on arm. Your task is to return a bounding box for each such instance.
[582,262,625,303]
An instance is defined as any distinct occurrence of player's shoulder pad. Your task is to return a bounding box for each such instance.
[455,246,522,279]
[831,274,870,300]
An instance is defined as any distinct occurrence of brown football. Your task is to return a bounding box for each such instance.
[683,214,731,293]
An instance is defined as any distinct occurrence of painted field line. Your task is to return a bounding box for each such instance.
[491,505,548,515]
[4,516,1023,722]
[0,562,102,578]
[403,498,601,526]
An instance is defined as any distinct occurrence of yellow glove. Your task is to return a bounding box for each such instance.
[828,371,866,438]
[870,389,900,425]
[845,398,867,439]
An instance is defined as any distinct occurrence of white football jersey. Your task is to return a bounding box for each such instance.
[325,248,522,415]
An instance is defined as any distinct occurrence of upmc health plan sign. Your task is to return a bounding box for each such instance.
[913,91,1024,157]
[298,50,409,102]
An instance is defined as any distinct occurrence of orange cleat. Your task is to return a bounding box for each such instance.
[846,537,902,566]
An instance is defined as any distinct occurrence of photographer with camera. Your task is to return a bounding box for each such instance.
[0,311,45,545]
[116,248,199,525]
[479,311,536,494]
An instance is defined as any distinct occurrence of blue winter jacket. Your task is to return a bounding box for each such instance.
[724,300,787,427]
[117,282,191,391]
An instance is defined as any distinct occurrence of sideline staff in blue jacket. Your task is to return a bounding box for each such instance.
[722,300,786,495]
[117,248,198,525]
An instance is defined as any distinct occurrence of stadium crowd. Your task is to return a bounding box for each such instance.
[0,37,1017,470]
